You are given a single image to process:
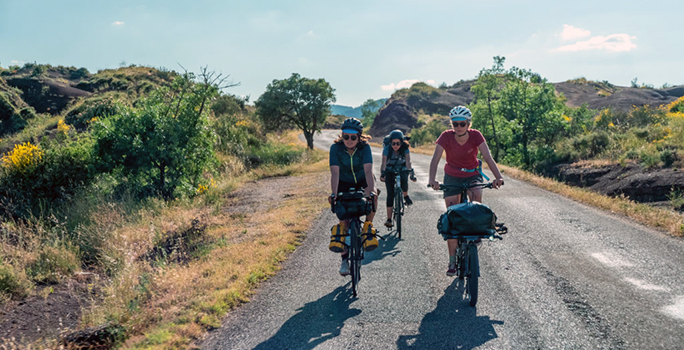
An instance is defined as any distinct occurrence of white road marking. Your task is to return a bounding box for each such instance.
[624,278,670,292]
[662,296,684,320]
[591,251,634,267]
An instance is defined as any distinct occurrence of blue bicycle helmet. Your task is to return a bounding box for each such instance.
[341,118,363,134]
[449,106,472,121]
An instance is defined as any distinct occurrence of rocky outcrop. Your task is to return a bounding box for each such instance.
[554,162,684,203]
[369,81,475,138]
[554,82,682,114]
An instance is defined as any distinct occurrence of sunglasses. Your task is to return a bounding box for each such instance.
[452,121,468,127]
[391,142,402,146]
[342,134,358,141]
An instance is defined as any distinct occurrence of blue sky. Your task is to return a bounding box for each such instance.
[1,0,682,107]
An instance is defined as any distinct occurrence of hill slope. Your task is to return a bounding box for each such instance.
[370,79,684,138]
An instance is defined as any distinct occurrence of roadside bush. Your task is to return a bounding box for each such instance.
[26,245,79,284]
[65,98,119,130]
[409,119,447,146]
[92,72,218,199]
[0,263,29,300]
[246,142,303,167]
[0,138,95,219]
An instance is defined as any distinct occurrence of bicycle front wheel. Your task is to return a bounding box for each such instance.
[350,219,362,297]
[467,244,480,306]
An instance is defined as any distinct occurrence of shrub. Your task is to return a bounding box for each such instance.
[0,138,95,219]
[65,98,119,130]
[26,245,79,284]
[661,149,678,168]
[92,72,218,199]
[409,119,447,146]
[0,263,28,299]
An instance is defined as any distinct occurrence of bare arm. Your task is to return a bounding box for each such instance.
[478,141,504,188]
[363,163,375,197]
[380,155,388,180]
[428,144,444,189]
[330,165,340,196]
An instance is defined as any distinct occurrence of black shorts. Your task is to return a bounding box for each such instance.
[443,173,483,198]
[338,179,368,193]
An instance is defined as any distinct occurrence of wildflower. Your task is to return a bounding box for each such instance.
[235,120,249,127]
[2,142,44,172]
[196,184,208,195]
[57,119,71,134]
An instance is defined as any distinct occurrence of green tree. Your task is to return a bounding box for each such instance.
[255,73,336,149]
[471,56,506,161]
[499,67,564,168]
[93,71,219,199]
[360,98,381,130]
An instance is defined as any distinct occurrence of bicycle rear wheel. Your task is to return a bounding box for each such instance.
[349,219,362,297]
[394,190,402,239]
[467,244,479,306]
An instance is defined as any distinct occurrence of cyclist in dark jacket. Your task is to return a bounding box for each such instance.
[380,129,416,228]
[328,118,378,276]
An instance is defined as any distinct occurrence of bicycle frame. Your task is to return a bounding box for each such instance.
[388,168,412,238]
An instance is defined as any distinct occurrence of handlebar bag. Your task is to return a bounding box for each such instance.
[441,201,497,237]
[335,197,372,220]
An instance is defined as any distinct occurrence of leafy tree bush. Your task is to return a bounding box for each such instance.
[65,97,120,130]
[256,73,336,149]
[0,138,94,219]
[92,72,218,199]
[409,119,448,146]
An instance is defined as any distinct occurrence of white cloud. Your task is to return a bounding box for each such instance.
[561,24,591,41]
[306,30,314,37]
[112,21,125,26]
[10,60,24,65]
[554,33,637,52]
[381,79,435,91]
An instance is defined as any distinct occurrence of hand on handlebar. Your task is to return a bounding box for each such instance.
[428,180,440,190]
[327,194,336,205]
[492,178,504,189]
[379,176,385,182]
[410,176,417,182]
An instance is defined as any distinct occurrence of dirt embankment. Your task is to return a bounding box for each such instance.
[551,162,684,207]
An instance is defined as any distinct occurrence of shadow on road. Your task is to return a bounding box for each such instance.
[252,285,361,350]
[396,278,503,350]
[364,230,402,264]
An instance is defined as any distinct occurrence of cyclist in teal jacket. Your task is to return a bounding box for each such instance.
[328,118,378,276]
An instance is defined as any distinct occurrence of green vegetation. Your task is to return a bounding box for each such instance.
[255,73,336,149]
[0,63,328,347]
[409,57,684,174]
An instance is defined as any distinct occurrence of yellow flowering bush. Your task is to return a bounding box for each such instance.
[57,119,71,134]
[2,142,44,172]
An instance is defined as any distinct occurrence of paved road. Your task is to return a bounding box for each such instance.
[202,130,684,349]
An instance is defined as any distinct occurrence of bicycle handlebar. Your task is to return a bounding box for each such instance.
[427,182,495,191]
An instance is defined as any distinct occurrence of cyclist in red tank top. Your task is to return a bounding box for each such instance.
[428,106,504,276]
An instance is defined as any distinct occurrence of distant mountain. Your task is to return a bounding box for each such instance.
[330,98,387,119]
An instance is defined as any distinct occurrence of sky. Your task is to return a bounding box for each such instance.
[1,0,682,107]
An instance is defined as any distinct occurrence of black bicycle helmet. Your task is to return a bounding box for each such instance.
[341,117,363,134]
[389,129,404,141]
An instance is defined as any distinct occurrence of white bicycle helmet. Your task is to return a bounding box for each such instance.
[449,106,472,121]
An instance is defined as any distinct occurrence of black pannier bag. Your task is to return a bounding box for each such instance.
[335,191,372,220]
[437,201,497,239]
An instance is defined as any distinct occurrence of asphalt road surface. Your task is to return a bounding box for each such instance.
[202,130,684,349]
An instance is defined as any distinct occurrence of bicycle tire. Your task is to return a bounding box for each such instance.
[467,244,479,306]
[394,191,402,238]
[350,219,362,297]
[457,243,465,280]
